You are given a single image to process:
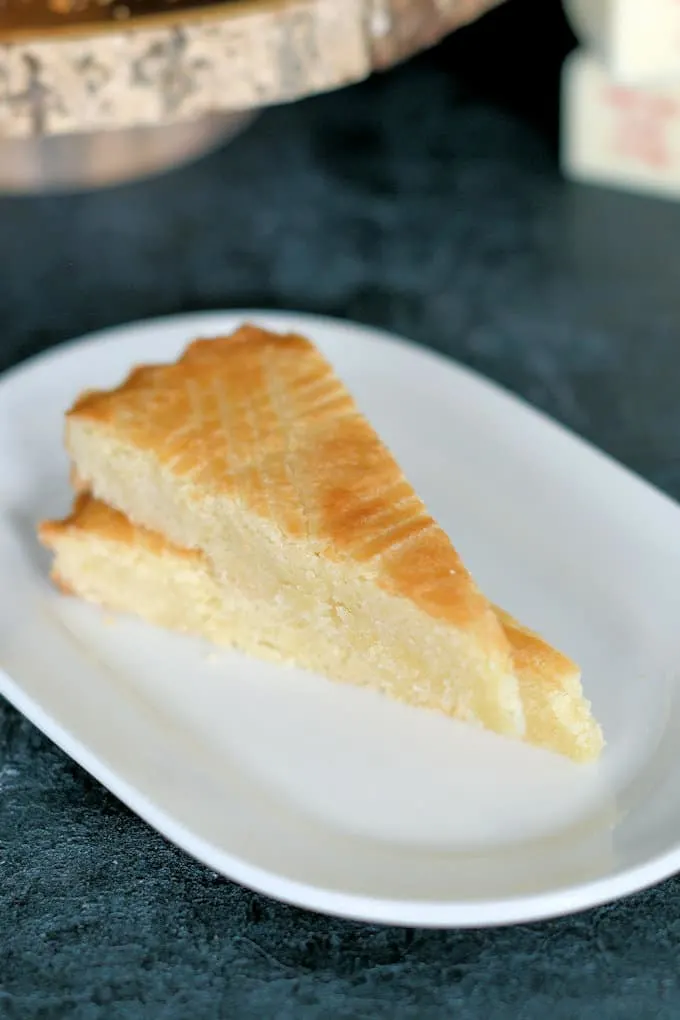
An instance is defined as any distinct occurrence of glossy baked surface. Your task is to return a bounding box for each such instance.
[67,325,506,633]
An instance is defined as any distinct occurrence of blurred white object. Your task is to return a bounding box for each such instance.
[564,0,680,84]
[562,49,680,200]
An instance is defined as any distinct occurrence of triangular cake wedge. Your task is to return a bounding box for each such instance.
[39,495,604,762]
[64,324,525,739]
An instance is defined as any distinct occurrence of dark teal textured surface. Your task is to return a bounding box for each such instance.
[4,2,680,1016]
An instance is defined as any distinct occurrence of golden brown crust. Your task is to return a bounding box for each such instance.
[66,324,506,639]
[493,606,579,691]
[39,492,199,562]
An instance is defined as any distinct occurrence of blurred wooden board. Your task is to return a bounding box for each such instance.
[0,0,504,137]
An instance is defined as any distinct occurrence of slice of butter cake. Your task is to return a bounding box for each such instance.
[64,324,526,739]
[39,495,604,762]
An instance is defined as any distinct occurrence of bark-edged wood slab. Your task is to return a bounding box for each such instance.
[0,0,506,138]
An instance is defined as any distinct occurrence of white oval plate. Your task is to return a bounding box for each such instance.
[2,311,680,928]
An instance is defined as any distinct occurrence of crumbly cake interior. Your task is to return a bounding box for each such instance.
[63,427,523,736]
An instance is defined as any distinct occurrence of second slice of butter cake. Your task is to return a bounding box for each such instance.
[65,324,526,739]
[39,494,604,761]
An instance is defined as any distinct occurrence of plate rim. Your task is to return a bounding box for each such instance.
[4,664,680,930]
[3,308,680,929]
